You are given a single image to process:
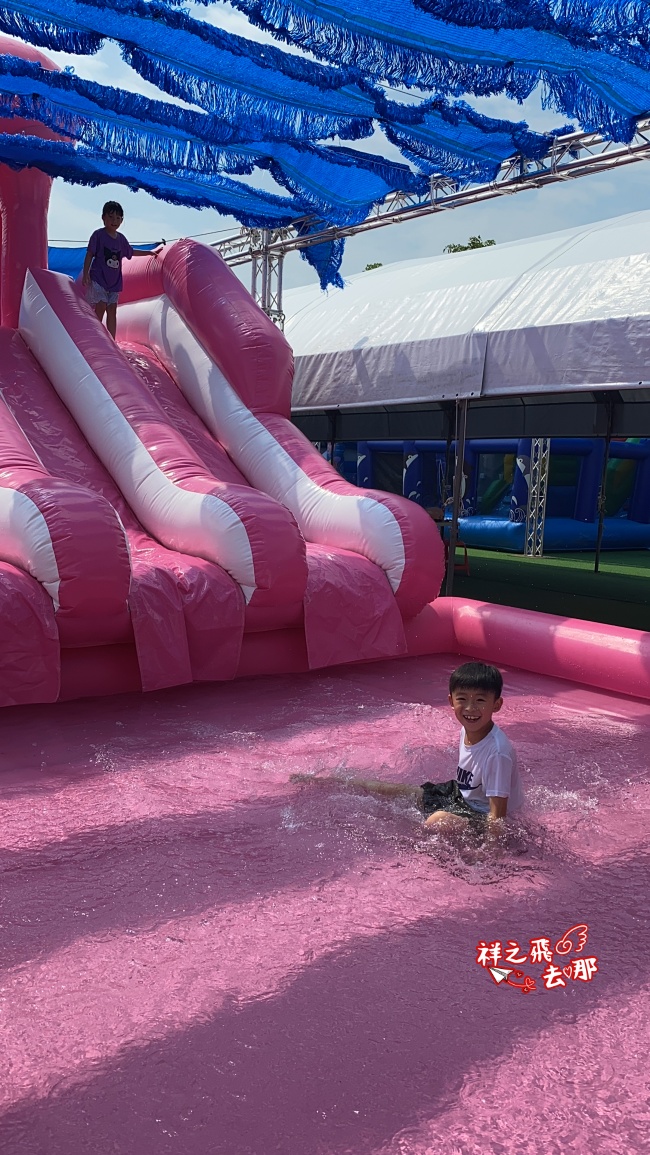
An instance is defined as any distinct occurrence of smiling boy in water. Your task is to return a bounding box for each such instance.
[292,662,523,835]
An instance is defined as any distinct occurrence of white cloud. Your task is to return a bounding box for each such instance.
[185,0,329,61]
[462,89,571,133]
[41,38,202,109]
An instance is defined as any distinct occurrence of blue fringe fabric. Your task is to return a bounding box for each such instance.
[0,0,375,138]
[2,0,650,139]
[1,0,650,283]
[0,54,568,219]
[0,60,415,223]
[0,131,300,220]
[295,220,346,289]
[413,1,650,60]
[220,0,650,139]
[0,53,560,156]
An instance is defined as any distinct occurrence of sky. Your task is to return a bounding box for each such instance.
[25,1,650,293]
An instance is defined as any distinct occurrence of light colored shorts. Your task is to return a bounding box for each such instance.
[86,281,119,307]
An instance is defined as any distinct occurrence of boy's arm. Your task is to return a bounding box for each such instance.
[488,796,508,820]
[129,240,165,260]
[485,796,508,843]
[484,749,512,841]
[82,246,93,286]
[291,773,422,802]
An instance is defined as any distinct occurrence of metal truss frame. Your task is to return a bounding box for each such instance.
[525,437,551,557]
[249,228,287,327]
[445,398,469,595]
[216,117,650,326]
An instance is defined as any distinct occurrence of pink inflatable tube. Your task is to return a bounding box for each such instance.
[120,241,445,619]
[405,598,650,700]
[119,247,289,415]
[19,269,308,609]
[56,626,310,702]
[0,558,60,705]
[53,597,650,702]
[0,333,131,647]
[0,36,60,329]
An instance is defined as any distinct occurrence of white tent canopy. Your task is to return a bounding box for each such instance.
[284,210,650,411]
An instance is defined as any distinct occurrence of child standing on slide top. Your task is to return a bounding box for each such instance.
[292,662,524,835]
[82,201,157,339]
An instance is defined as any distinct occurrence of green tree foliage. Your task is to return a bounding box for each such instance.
[364,262,383,270]
[443,235,496,253]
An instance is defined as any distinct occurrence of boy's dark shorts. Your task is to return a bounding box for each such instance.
[419,780,487,822]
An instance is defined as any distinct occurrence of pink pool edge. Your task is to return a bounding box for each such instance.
[405,597,650,701]
[49,595,650,703]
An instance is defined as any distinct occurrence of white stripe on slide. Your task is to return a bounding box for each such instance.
[0,486,61,608]
[19,275,256,602]
[130,298,406,592]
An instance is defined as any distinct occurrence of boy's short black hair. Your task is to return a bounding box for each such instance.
[449,662,503,698]
[102,200,124,218]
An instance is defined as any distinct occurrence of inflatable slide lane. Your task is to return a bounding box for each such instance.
[115,240,445,667]
[0,328,131,702]
[0,325,246,697]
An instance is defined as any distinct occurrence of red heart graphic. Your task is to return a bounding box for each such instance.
[563,965,572,978]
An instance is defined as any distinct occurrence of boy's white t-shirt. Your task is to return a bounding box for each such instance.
[456,724,523,814]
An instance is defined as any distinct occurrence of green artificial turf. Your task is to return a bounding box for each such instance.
[451,549,650,631]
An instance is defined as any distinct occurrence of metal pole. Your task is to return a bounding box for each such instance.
[251,254,258,301]
[260,228,270,312]
[274,251,285,330]
[250,231,285,328]
[443,405,454,508]
[325,409,337,472]
[594,396,615,573]
[445,398,468,596]
[524,438,551,557]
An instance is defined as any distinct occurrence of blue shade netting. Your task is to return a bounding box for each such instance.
[0,54,572,223]
[3,0,650,138]
[1,0,650,285]
[219,0,650,138]
[0,134,350,287]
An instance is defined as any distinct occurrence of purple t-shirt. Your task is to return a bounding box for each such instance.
[87,228,133,293]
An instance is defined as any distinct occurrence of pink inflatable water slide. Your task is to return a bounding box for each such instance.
[0,43,451,704]
[1,35,650,708]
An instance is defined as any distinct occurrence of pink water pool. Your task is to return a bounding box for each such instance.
[1,652,649,1154]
